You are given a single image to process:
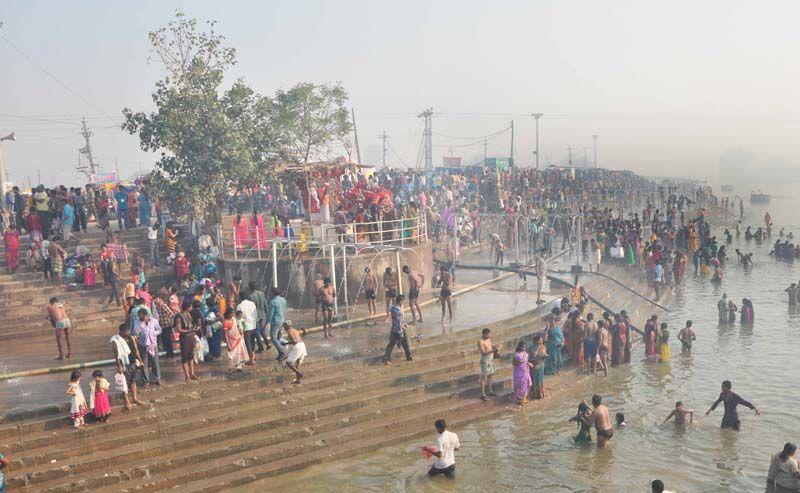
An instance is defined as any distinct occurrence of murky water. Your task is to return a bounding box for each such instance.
[244,191,800,493]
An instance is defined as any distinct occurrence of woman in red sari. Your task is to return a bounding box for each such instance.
[233,214,250,251]
[250,212,268,249]
[3,226,20,273]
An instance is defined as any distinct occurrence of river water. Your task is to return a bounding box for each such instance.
[243,190,800,493]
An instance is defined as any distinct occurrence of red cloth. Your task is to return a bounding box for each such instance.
[3,230,20,271]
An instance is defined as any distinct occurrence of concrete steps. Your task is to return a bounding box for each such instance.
[4,305,551,492]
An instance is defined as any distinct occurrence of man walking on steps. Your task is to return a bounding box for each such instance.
[383,295,413,364]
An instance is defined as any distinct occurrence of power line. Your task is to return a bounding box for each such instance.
[387,140,411,168]
[0,30,118,123]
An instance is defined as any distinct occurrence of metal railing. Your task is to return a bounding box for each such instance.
[217,214,428,261]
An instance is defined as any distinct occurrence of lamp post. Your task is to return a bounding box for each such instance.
[0,132,16,208]
[531,113,543,170]
[592,134,598,169]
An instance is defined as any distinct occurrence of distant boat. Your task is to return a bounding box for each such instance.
[750,191,771,204]
[721,185,733,192]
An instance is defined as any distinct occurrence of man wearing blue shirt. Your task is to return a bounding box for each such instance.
[382,295,413,364]
[269,287,288,361]
[114,185,129,231]
[653,261,664,301]
[61,201,75,240]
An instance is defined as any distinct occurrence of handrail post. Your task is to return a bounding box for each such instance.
[256,226,262,260]
[233,229,238,262]
[329,244,338,316]
[272,241,278,289]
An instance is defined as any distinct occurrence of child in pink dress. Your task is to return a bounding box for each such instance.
[89,370,112,422]
[83,256,96,288]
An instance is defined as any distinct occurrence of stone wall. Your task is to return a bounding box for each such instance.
[218,243,433,309]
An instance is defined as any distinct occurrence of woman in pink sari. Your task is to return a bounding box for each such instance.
[233,214,250,251]
[223,308,249,371]
[512,341,533,405]
[250,212,269,249]
[3,226,20,273]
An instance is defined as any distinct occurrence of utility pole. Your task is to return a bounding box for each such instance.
[592,134,598,169]
[417,108,434,170]
[509,120,514,167]
[379,131,389,168]
[79,117,97,177]
[531,113,543,170]
[351,108,362,164]
[567,146,573,167]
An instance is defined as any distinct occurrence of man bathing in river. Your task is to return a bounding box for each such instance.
[478,328,498,401]
[705,380,760,431]
[402,265,425,324]
[590,394,613,448]
[48,297,72,360]
[362,267,378,317]
[677,320,696,353]
[283,321,306,384]
[439,265,453,324]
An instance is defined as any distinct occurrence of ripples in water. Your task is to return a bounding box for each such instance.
[242,210,800,493]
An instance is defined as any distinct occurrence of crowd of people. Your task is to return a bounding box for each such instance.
[2,162,783,492]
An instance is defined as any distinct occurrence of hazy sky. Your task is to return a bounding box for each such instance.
[2,0,800,187]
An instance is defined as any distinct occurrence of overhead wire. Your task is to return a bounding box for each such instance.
[0,31,119,124]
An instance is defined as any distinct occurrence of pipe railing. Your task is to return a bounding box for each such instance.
[217,214,428,261]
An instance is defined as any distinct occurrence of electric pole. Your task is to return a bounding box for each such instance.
[509,120,514,167]
[531,113,543,170]
[351,108,362,164]
[592,134,598,169]
[79,117,97,178]
[379,131,389,168]
[417,108,434,170]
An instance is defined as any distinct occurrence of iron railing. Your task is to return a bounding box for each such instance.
[217,214,428,261]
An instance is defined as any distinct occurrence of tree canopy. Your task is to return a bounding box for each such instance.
[122,11,352,222]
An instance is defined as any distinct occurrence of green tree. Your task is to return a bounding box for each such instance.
[122,11,274,223]
[273,82,353,165]
[273,82,352,216]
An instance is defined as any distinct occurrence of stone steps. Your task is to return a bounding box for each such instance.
[5,305,548,492]
[27,364,498,492]
[180,376,555,493]
[100,380,514,493]
[2,305,537,440]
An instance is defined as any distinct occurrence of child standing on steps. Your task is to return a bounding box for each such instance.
[89,370,112,423]
[114,368,131,410]
[66,371,88,428]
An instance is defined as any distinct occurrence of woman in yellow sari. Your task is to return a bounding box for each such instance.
[165,224,178,257]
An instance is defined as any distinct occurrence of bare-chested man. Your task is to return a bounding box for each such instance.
[283,321,307,384]
[362,267,378,316]
[596,320,610,376]
[312,274,324,324]
[439,265,453,324]
[383,267,398,320]
[48,297,72,359]
[478,328,498,401]
[318,278,336,339]
[402,265,425,323]
[590,394,613,448]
